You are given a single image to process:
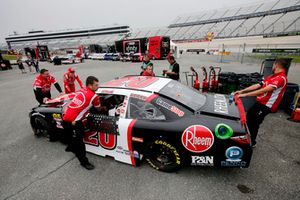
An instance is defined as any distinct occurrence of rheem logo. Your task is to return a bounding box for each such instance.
[181,125,214,153]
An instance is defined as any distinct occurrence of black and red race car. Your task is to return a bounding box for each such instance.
[29,75,252,172]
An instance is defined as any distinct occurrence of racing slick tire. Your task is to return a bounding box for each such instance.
[145,139,182,172]
[30,116,50,137]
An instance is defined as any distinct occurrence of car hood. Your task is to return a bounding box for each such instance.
[198,93,240,119]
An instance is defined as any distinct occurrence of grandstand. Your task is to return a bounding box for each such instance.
[5,25,130,49]
[166,0,300,40]
[126,0,300,41]
[3,0,300,50]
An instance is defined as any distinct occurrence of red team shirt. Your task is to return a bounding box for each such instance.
[33,74,57,93]
[257,72,288,112]
[141,71,155,77]
[63,87,101,122]
[63,72,84,87]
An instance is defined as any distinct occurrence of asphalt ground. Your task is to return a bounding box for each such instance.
[0,54,300,200]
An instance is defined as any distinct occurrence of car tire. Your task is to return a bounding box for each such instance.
[30,116,50,137]
[145,139,182,172]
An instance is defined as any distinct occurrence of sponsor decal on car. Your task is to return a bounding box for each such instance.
[52,113,63,129]
[116,149,140,159]
[191,156,214,166]
[52,113,61,119]
[101,90,114,94]
[214,94,228,114]
[181,125,214,153]
[130,93,147,101]
[156,98,184,117]
[132,136,144,143]
[221,146,247,167]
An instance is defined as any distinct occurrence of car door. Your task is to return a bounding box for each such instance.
[83,89,138,166]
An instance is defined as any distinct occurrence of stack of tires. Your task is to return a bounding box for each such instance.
[218,72,263,94]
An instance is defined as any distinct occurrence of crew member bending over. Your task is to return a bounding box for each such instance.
[63,76,102,170]
[33,69,63,104]
[64,67,84,93]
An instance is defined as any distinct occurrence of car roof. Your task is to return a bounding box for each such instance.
[99,76,172,93]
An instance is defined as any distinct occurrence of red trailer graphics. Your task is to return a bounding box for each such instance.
[148,36,170,59]
[115,36,170,60]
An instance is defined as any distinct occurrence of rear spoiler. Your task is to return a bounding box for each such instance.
[234,94,247,126]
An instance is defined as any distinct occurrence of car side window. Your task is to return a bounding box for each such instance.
[127,97,166,120]
[96,94,127,118]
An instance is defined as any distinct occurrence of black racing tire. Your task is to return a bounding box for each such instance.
[145,139,182,172]
[30,116,50,137]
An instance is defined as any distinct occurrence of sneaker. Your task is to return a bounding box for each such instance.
[252,143,257,148]
[81,162,95,170]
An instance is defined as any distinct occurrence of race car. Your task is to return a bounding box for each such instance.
[29,76,252,172]
[61,54,82,64]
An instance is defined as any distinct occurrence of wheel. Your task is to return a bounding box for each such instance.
[152,55,155,60]
[30,116,50,137]
[145,139,182,172]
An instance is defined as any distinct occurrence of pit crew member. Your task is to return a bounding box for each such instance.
[140,54,152,75]
[63,76,102,170]
[141,63,155,77]
[33,69,63,104]
[163,56,180,81]
[63,67,84,93]
[235,58,288,147]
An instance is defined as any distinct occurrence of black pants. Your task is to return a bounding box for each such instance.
[33,90,51,104]
[64,121,89,165]
[246,102,271,145]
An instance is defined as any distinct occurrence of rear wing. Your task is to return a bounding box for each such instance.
[233,94,247,126]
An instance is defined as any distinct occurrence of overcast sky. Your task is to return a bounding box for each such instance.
[0,0,272,44]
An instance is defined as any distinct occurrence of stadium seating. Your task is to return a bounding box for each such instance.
[165,0,300,40]
[5,0,300,50]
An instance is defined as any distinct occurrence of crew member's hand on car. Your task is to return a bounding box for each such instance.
[238,93,247,98]
[43,97,49,103]
[234,90,242,95]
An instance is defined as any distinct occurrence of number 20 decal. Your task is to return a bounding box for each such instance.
[84,132,117,150]
[102,76,158,89]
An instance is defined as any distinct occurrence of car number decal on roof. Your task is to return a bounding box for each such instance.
[102,76,159,89]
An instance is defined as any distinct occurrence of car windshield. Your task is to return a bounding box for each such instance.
[159,81,206,111]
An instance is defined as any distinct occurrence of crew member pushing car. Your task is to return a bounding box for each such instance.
[63,67,84,93]
[63,76,102,170]
[235,58,288,147]
[33,69,63,104]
